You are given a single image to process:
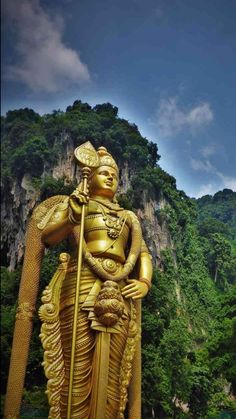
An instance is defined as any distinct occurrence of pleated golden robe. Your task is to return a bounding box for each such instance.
[39,255,140,419]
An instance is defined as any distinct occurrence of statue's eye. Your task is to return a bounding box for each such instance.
[99,170,117,179]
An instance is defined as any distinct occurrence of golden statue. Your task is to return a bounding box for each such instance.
[4,142,153,419]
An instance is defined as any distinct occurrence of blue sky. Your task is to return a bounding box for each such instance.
[1,0,236,198]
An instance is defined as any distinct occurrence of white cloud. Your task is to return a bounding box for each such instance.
[191,161,236,197]
[190,158,215,173]
[200,144,217,158]
[191,158,236,191]
[195,176,236,198]
[191,157,236,185]
[195,183,217,198]
[152,96,213,138]
[3,0,90,92]
[217,173,236,191]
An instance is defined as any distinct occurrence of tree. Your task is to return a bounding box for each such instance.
[11,136,51,178]
[209,233,232,286]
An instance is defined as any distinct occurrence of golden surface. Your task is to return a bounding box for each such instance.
[4,195,68,419]
[39,253,70,418]
[4,144,153,419]
[15,302,35,321]
[74,141,99,168]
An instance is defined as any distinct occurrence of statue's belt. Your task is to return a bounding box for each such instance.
[67,256,124,277]
[60,257,130,333]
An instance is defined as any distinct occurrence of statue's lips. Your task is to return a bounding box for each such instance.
[105,181,113,187]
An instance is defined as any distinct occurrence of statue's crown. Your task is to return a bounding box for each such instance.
[97,146,119,173]
[74,141,118,174]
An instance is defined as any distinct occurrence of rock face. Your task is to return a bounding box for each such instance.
[137,197,173,269]
[51,134,78,183]
[1,175,40,270]
[119,161,131,192]
[1,141,170,270]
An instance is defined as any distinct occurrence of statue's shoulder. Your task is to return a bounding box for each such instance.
[32,195,69,230]
[87,200,101,214]
[126,210,140,223]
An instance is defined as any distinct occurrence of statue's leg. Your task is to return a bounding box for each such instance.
[60,305,96,419]
[106,315,129,418]
[58,263,99,418]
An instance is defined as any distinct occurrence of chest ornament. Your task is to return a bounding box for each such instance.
[103,212,126,239]
[91,200,126,240]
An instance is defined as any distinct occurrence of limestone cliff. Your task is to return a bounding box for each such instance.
[1,139,169,271]
[1,175,40,270]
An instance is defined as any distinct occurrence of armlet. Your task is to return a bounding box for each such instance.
[32,197,69,230]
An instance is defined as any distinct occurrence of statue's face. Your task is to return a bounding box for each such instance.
[89,165,119,198]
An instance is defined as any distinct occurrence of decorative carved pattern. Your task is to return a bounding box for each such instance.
[74,141,99,168]
[97,146,119,173]
[15,302,35,321]
[35,199,69,230]
[39,253,70,419]
[94,280,125,327]
[119,302,139,418]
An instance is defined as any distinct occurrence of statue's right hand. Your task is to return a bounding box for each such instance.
[69,187,89,223]
[70,185,89,204]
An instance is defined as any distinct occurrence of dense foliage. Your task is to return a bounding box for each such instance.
[195,190,236,290]
[1,102,159,188]
[1,102,236,417]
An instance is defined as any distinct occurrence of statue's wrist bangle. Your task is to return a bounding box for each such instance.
[139,278,151,290]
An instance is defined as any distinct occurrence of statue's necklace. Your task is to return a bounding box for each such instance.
[91,199,126,240]
[90,198,123,212]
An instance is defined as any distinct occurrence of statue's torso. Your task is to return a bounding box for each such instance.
[71,200,130,263]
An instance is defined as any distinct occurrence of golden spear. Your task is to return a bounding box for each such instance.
[66,141,99,419]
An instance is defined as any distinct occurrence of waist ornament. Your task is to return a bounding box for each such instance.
[67,256,123,276]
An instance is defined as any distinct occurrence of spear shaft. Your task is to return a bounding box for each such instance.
[66,167,91,419]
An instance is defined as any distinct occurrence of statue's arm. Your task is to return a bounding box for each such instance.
[121,239,152,300]
[41,192,87,247]
[41,206,74,247]
[122,210,153,300]
[137,239,153,288]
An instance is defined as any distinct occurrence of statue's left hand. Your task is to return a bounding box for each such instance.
[121,279,149,300]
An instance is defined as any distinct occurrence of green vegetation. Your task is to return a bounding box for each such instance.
[196,189,236,236]
[195,190,236,290]
[1,102,160,187]
[141,187,236,417]
[1,101,236,417]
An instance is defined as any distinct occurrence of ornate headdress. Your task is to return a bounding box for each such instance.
[96,146,119,174]
[74,141,119,176]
